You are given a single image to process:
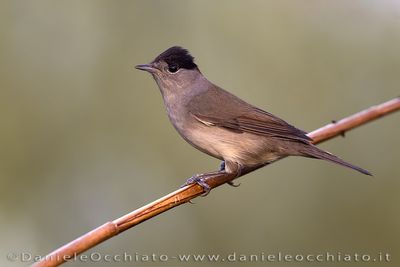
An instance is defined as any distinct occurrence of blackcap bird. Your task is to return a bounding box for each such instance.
[136,46,370,194]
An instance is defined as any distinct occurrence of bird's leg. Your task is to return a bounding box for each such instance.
[182,162,266,196]
[219,161,225,171]
[183,161,237,196]
[220,161,243,187]
[182,170,226,196]
[220,161,241,187]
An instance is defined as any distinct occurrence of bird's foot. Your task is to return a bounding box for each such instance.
[220,161,241,187]
[181,174,211,196]
[227,180,241,187]
[331,120,346,137]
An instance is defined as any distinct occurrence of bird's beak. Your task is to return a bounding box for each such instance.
[135,63,156,73]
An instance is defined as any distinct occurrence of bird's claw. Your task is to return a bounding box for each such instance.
[182,175,211,196]
[227,180,241,187]
[332,120,345,137]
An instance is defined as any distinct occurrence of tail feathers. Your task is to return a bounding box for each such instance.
[302,146,372,176]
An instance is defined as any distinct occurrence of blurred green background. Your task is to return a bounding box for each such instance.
[0,1,399,266]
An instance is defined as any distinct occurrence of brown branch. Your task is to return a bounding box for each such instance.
[32,97,400,267]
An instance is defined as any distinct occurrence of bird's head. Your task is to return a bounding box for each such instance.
[136,46,201,94]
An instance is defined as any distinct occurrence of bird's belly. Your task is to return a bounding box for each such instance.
[181,125,281,166]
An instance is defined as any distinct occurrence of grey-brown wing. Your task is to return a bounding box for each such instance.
[188,86,312,143]
[192,112,312,143]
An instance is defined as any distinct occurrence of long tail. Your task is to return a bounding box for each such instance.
[300,145,372,176]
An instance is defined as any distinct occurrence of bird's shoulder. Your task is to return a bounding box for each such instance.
[187,84,248,117]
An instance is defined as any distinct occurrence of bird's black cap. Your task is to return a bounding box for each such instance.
[153,46,198,70]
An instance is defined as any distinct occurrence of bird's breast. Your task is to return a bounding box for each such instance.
[161,91,281,166]
[169,114,282,165]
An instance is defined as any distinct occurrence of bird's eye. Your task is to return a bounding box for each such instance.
[167,64,179,73]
